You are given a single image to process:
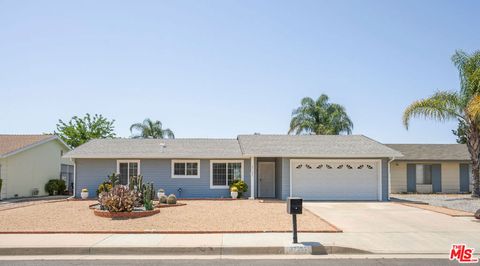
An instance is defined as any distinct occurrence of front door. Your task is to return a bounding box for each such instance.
[258,162,275,198]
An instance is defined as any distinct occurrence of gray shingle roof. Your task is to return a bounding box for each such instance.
[386,144,470,161]
[238,135,402,158]
[64,138,244,159]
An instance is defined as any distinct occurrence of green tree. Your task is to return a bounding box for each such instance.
[288,94,353,135]
[130,118,174,139]
[452,119,468,144]
[56,114,116,148]
[403,50,480,197]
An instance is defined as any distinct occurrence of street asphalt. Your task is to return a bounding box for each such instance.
[0,259,458,266]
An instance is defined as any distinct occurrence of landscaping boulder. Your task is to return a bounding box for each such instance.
[475,209,480,220]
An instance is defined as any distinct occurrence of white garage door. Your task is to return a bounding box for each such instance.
[291,159,380,200]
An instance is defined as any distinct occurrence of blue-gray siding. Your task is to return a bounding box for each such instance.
[381,159,389,201]
[75,158,251,198]
[460,163,470,192]
[407,164,416,192]
[432,164,442,193]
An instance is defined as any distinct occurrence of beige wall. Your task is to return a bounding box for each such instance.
[441,162,460,193]
[391,162,407,193]
[390,161,464,194]
[1,140,72,199]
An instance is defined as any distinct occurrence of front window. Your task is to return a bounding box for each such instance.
[416,164,432,185]
[117,160,140,185]
[172,160,200,178]
[211,161,243,188]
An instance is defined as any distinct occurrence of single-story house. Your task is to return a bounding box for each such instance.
[386,144,473,194]
[0,134,73,199]
[64,135,402,201]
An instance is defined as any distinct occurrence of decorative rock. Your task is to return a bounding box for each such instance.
[475,209,480,219]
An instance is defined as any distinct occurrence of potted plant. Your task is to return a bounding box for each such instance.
[157,188,165,199]
[81,188,89,199]
[230,179,248,198]
[230,186,238,199]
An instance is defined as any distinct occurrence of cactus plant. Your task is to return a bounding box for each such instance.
[143,182,154,211]
[159,195,167,204]
[99,185,137,212]
[129,175,145,205]
[167,194,177,204]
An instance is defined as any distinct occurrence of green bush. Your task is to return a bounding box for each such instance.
[229,179,248,198]
[45,179,66,195]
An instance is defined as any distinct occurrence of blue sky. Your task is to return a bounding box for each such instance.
[0,0,479,143]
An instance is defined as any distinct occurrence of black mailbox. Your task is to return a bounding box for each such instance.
[287,197,302,214]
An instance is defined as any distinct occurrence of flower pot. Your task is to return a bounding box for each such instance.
[81,191,89,200]
[231,191,238,199]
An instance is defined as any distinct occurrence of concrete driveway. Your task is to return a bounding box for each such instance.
[302,202,480,254]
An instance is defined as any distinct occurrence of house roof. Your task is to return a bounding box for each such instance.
[238,134,402,158]
[386,144,470,161]
[0,134,68,158]
[64,138,244,159]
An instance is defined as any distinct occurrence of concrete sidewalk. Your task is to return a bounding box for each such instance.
[0,231,478,256]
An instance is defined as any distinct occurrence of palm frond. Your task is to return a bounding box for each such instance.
[467,94,480,121]
[403,91,463,129]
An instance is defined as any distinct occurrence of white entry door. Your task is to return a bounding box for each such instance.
[291,159,380,200]
[258,162,275,198]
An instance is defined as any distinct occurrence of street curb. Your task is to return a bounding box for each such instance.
[0,245,371,256]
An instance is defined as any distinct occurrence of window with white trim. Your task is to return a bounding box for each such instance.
[210,161,243,188]
[172,160,200,178]
[117,160,140,185]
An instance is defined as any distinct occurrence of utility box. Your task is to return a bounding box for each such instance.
[287,197,303,214]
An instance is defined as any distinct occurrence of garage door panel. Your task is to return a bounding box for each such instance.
[292,160,379,200]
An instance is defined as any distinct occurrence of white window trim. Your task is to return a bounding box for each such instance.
[116,160,141,185]
[171,160,201,178]
[210,160,244,189]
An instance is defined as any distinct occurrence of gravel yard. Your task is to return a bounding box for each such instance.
[391,194,480,213]
[0,200,338,233]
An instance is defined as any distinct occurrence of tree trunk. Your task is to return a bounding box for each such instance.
[466,122,480,197]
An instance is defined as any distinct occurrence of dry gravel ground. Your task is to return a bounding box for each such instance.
[0,200,338,233]
[391,194,480,213]
[0,196,69,211]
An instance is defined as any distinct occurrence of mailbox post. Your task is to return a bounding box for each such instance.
[287,197,303,244]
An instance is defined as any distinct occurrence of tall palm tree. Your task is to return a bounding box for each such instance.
[403,50,480,197]
[130,118,175,139]
[288,94,353,135]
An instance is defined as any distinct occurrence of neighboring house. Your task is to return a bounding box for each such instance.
[386,144,472,193]
[64,135,401,201]
[0,135,73,199]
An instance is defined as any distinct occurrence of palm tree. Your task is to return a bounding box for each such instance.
[403,50,480,197]
[288,94,353,135]
[130,118,175,139]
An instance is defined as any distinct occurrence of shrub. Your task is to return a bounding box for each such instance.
[99,185,137,212]
[230,186,238,192]
[167,194,177,204]
[81,188,88,193]
[230,179,248,198]
[56,179,66,194]
[45,179,66,195]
